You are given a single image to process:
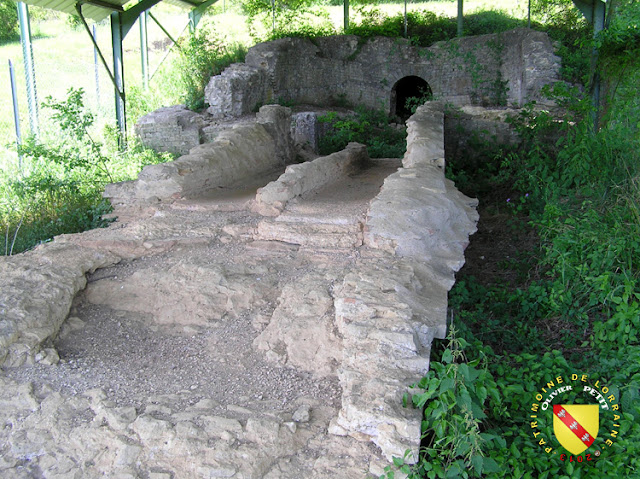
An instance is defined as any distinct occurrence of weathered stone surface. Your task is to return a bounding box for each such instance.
[0,371,381,478]
[85,262,278,326]
[257,104,296,166]
[206,29,560,119]
[254,273,342,376]
[291,111,320,152]
[135,105,205,156]
[257,220,363,248]
[0,100,480,477]
[204,63,267,119]
[366,103,479,278]
[327,102,478,461]
[0,244,119,366]
[253,142,368,216]
[403,101,446,169]
[108,105,294,205]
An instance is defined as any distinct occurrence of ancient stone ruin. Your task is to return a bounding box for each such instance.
[0,31,561,478]
[137,28,560,156]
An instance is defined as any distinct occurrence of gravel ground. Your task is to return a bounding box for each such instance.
[5,248,343,414]
[4,159,398,418]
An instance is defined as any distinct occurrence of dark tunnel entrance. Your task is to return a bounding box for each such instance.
[391,76,433,120]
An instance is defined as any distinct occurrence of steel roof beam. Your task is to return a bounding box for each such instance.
[188,0,217,29]
[78,0,124,12]
[175,0,199,8]
[116,0,163,38]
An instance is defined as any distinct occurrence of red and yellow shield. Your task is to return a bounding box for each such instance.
[553,404,599,455]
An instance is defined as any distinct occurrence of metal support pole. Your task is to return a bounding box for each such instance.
[93,24,100,105]
[457,0,463,37]
[111,11,127,146]
[527,0,531,28]
[77,5,124,106]
[344,0,349,32]
[140,11,149,89]
[17,2,38,138]
[404,0,407,38]
[9,59,23,170]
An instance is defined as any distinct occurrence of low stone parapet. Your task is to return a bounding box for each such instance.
[330,102,479,462]
[105,105,294,205]
[252,142,368,216]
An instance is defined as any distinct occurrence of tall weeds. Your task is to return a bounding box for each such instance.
[0,88,172,255]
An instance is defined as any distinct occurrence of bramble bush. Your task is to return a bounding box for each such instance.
[0,0,18,41]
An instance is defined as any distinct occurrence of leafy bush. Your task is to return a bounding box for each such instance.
[346,8,456,46]
[318,106,406,158]
[243,0,335,42]
[1,88,172,255]
[405,87,434,115]
[383,21,640,476]
[346,9,527,48]
[382,326,502,479]
[0,0,18,41]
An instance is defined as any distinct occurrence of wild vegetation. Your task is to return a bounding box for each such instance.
[0,20,244,255]
[0,0,18,41]
[0,88,173,254]
[318,107,407,158]
[379,2,640,478]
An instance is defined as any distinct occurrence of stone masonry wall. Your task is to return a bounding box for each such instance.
[206,29,561,119]
[106,105,295,205]
[252,142,368,216]
[0,102,478,476]
[135,105,205,157]
[328,102,479,461]
[136,30,560,156]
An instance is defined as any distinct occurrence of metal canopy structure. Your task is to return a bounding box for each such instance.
[18,0,218,144]
[18,0,216,22]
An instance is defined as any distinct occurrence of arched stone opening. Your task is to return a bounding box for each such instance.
[390,76,433,119]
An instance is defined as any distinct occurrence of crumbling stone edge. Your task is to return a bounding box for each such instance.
[252,142,368,216]
[327,102,479,462]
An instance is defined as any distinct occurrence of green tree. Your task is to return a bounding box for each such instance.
[0,0,18,41]
[241,0,335,41]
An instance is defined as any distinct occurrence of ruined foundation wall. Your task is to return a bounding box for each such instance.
[135,30,560,156]
[106,105,294,205]
[135,105,205,156]
[329,102,479,461]
[0,103,479,477]
[206,29,561,118]
[252,142,368,216]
